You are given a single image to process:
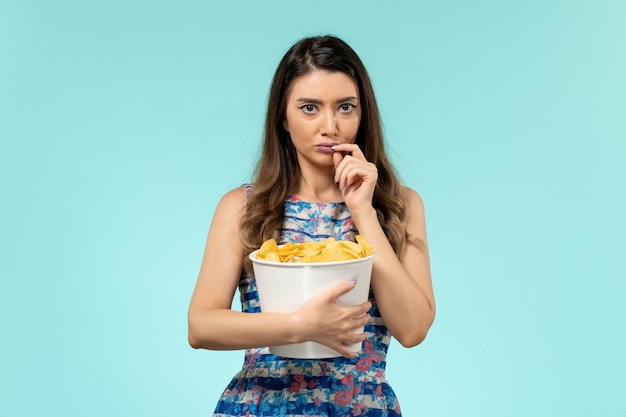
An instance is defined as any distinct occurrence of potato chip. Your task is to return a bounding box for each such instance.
[255,235,374,263]
[257,238,280,262]
[337,240,362,259]
[356,235,374,257]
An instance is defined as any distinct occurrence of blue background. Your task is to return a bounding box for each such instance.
[1,1,625,416]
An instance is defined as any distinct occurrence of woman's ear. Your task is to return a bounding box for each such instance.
[282,118,289,132]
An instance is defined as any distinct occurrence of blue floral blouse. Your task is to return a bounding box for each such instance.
[212,188,402,416]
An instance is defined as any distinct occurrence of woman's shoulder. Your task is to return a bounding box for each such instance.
[400,186,427,230]
[401,185,426,216]
[216,185,249,213]
[401,185,424,205]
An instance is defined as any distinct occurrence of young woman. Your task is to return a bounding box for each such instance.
[188,35,435,416]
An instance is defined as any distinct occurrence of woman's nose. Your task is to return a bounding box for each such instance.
[319,110,338,136]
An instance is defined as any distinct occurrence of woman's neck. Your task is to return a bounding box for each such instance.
[294,168,343,203]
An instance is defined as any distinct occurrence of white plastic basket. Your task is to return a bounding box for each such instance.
[250,250,374,358]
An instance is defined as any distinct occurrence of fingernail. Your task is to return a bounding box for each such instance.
[334,176,338,183]
[348,279,357,285]
[331,145,337,150]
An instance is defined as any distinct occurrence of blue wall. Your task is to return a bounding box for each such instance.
[1,1,625,415]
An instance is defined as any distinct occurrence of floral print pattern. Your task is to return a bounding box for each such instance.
[213,190,402,416]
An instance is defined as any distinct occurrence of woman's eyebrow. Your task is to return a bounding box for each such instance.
[336,96,359,103]
[295,97,323,104]
[295,96,359,103]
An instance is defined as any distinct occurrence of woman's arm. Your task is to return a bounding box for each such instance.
[187,186,372,357]
[332,144,436,347]
[350,187,435,347]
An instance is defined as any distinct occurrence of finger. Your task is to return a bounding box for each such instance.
[335,155,360,190]
[332,150,343,171]
[346,329,369,344]
[338,334,367,358]
[354,314,371,329]
[351,301,372,317]
[333,152,353,188]
[332,143,365,159]
[336,157,375,188]
[337,344,360,358]
[342,165,362,189]
[323,280,358,302]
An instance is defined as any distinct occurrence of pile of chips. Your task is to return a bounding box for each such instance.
[256,236,374,263]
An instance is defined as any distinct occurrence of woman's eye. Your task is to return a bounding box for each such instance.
[301,104,317,114]
[340,103,356,112]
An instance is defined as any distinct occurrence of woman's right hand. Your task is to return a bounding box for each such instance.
[293,280,372,358]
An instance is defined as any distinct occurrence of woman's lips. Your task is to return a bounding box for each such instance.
[316,142,339,153]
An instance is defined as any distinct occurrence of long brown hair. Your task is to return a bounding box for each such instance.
[241,35,409,271]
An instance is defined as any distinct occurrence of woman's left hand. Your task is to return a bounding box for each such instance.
[332,143,378,212]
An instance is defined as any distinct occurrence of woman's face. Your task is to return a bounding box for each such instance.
[283,70,361,170]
